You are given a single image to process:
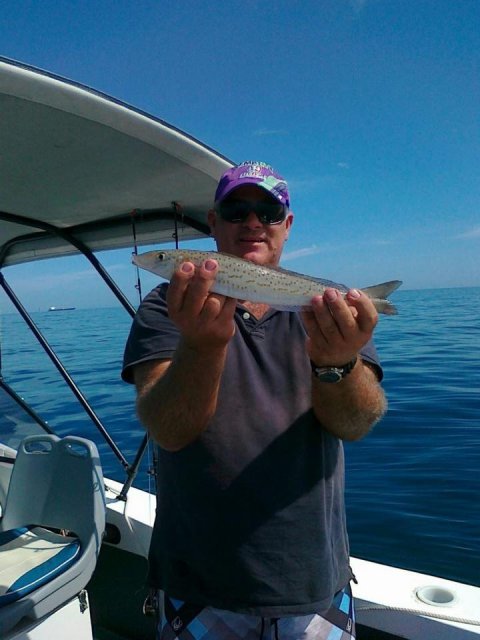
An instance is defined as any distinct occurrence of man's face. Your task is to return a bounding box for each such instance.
[207,185,294,267]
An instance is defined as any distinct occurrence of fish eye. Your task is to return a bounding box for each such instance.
[157,252,166,261]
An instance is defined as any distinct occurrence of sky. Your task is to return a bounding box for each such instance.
[1,0,479,311]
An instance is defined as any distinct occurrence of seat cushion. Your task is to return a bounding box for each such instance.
[0,526,81,606]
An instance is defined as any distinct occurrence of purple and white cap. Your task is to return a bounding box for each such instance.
[214,161,290,208]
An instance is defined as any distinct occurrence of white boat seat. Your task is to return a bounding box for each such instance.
[0,434,106,636]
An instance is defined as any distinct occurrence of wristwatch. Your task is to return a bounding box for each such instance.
[310,356,358,383]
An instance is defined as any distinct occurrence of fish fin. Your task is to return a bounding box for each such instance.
[360,280,403,299]
[374,299,399,315]
[360,280,402,315]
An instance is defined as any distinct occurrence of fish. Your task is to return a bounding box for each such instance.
[133,249,402,315]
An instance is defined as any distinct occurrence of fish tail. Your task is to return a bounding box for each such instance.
[361,280,403,298]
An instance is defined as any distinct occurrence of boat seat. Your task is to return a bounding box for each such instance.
[0,434,106,635]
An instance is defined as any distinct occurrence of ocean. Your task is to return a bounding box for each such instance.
[1,287,479,587]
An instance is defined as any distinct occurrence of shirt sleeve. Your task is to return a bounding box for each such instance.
[121,283,180,383]
[359,339,383,381]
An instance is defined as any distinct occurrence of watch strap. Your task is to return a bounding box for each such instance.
[310,356,358,383]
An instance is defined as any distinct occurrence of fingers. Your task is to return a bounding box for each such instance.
[301,288,378,365]
[315,289,357,340]
[167,259,218,317]
[166,259,236,349]
[200,292,236,324]
[345,288,378,332]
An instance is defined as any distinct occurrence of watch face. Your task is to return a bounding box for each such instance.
[315,368,343,383]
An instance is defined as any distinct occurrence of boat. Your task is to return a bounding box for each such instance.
[0,56,478,640]
[48,306,76,311]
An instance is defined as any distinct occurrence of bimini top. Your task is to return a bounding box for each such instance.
[0,56,233,268]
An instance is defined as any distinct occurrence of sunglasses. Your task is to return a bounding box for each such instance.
[215,199,288,225]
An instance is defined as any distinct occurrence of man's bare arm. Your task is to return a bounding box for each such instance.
[134,259,236,451]
[310,360,386,440]
[134,342,229,451]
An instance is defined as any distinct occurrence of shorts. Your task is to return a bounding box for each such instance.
[156,583,355,639]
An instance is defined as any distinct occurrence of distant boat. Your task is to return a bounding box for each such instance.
[48,306,76,311]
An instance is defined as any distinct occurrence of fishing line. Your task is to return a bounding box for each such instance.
[130,209,143,305]
[172,201,184,250]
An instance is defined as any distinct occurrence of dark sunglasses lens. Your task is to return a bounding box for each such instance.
[217,201,249,222]
[217,200,286,224]
[256,202,286,224]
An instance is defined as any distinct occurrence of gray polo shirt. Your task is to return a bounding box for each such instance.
[122,283,382,616]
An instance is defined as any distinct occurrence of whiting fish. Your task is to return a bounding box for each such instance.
[133,249,402,315]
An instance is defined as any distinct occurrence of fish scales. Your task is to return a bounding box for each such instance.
[133,249,402,315]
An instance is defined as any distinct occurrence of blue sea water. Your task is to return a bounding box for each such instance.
[1,287,479,587]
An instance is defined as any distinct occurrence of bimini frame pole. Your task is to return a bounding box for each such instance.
[0,210,136,317]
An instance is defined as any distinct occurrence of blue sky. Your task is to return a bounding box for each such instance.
[1,0,479,310]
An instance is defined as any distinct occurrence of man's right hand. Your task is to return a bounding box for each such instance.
[166,259,237,351]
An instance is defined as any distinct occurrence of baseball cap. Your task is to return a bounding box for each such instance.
[214,161,290,208]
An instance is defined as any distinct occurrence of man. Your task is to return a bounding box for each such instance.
[122,161,386,639]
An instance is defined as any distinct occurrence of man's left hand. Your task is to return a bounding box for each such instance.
[301,288,378,366]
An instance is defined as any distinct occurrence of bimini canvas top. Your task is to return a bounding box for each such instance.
[0,56,233,268]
